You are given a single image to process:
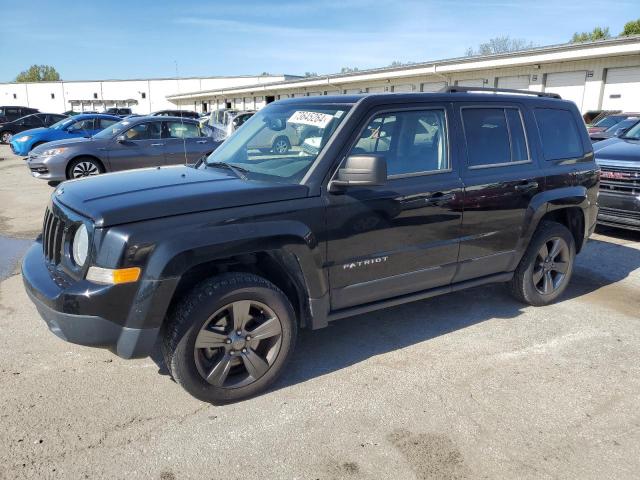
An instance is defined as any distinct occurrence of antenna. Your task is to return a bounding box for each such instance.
[174,60,188,165]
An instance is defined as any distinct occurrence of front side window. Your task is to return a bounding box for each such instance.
[351,109,449,176]
[205,103,350,184]
[534,108,583,161]
[123,122,162,140]
[462,107,529,167]
[67,118,95,132]
[165,121,201,139]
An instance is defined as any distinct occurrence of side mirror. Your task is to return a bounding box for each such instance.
[116,135,127,143]
[330,154,387,191]
[615,127,630,137]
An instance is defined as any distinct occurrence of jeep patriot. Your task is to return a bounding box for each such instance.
[22,89,599,403]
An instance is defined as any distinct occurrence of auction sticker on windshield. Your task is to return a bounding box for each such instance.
[288,111,334,128]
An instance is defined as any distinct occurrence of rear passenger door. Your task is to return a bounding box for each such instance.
[326,104,464,310]
[453,103,544,282]
[163,120,214,165]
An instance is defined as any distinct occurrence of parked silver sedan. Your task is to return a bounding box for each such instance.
[26,116,220,183]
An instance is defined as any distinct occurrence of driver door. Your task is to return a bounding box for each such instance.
[106,121,166,171]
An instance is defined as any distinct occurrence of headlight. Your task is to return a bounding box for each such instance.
[41,147,67,156]
[72,224,89,266]
[16,135,31,142]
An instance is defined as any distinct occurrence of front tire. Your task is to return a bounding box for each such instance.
[509,221,575,306]
[162,273,297,404]
[67,157,104,179]
[0,131,12,144]
[271,136,290,154]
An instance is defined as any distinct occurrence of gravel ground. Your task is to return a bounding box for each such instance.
[1,144,639,480]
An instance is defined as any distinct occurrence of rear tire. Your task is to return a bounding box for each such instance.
[162,273,297,404]
[509,221,575,306]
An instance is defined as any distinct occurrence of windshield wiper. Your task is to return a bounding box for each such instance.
[207,162,249,180]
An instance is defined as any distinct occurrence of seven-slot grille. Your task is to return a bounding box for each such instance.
[599,165,640,195]
[42,207,66,264]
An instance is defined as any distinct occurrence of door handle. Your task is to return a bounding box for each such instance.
[150,143,165,146]
[196,140,208,144]
[514,181,539,191]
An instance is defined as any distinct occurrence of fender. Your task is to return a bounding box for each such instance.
[508,185,589,270]
[122,218,327,330]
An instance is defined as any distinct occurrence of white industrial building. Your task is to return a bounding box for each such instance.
[0,75,293,114]
[167,36,640,114]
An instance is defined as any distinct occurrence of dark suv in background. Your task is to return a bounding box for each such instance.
[0,113,68,143]
[0,105,39,124]
[22,89,599,403]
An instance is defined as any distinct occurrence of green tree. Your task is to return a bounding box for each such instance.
[621,19,640,36]
[304,71,318,77]
[571,26,611,43]
[15,65,61,82]
[340,66,359,73]
[466,36,535,56]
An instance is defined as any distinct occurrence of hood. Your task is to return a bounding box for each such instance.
[14,127,48,138]
[31,136,97,153]
[54,165,308,227]
[594,137,640,162]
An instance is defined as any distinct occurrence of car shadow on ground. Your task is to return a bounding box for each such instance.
[149,232,640,396]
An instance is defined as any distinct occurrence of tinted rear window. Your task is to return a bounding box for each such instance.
[462,107,529,167]
[535,108,583,160]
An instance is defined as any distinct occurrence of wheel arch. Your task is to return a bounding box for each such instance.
[123,223,329,333]
[510,186,590,269]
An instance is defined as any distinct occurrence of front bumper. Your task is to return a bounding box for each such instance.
[597,191,640,231]
[25,152,68,181]
[21,242,159,358]
[9,139,31,156]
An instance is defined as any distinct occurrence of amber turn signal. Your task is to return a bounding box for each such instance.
[86,266,141,285]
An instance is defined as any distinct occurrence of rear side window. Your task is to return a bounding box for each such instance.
[462,107,529,167]
[165,121,202,139]
[99,118,119,129]
[534,108,583,160]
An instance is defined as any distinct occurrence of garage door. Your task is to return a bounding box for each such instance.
[421,81,446,92]
[345,88,362,94]
[326,90,341,95]
[545,71,586,110]
[497,75,530,90]
[367,86,386,93]
[234,98,243,109]
[307,92,322,97]
[244,97,254,110]
[602,67,640,112]
[457,79,485,88]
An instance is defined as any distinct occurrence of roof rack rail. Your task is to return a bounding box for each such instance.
[440,86,562,99]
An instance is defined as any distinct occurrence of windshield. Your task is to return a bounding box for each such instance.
[594,115,625,128]
[621,121,640,140]
[204,103,350,184]
[51,118,76,130]
[606,118,638,133]
[92,119,133,139]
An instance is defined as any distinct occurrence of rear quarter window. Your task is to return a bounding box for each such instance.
[534,108,583,161]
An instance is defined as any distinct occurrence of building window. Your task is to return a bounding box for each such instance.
[93,93,98,99]
[51,93,55,99]
[13,94,17,99]
[141,92,146,99]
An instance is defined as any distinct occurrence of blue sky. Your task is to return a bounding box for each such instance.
[0,0,637,82]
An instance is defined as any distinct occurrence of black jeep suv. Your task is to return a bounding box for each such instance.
[22,89,599,403]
